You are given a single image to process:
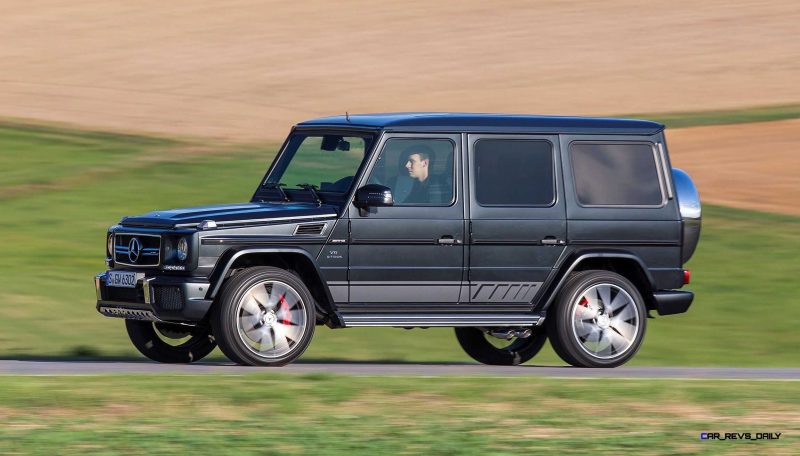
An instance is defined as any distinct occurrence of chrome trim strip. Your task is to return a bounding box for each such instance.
[200,236,326,246]
[340,313,544,327]
[142,277,155,305]
[657,143,674,200]
[94,273,104,300]
[175,213,337,228]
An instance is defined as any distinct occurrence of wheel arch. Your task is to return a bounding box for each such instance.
[537,251,656,311]
[208,248,337,322]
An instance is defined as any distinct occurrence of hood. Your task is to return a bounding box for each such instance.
[119,202,338,229]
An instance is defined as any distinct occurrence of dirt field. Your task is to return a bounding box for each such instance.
[668,120,800,215]
[1,0,798,215]
[1,0,798,141]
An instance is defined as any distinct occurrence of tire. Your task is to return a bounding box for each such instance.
[455,327,548,365]
[547,270,647,368]
[211,267,316,366]
[125,320,216,363]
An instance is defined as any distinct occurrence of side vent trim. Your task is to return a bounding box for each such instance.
[294,222,327,236]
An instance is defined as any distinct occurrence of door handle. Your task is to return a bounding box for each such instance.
[437,235,462,245]
[541,236,565,246]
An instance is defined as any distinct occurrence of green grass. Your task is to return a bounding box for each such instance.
[0,374,796,454]
[0,120,798,366]
[619,103,800,128]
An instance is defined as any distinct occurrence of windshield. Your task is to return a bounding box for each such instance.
[258,133,375,203]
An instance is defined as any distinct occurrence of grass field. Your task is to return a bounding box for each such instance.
[0,120,798,366]
[0,374,797,454]
[623,103,800,129]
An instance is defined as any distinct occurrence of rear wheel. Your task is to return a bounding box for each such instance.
[125,320,216,363]
[547,270,646,368]
[212,267,316,366]
[455,327,548,365]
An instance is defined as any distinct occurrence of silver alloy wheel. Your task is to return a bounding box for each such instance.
[570,283,640,360]
[234,280,308,359]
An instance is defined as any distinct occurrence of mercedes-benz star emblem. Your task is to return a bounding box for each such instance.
[128,237,141,263]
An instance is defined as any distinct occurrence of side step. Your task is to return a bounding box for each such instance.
[339,312,545,328]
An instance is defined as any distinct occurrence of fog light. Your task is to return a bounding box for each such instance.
[177,237,188,262]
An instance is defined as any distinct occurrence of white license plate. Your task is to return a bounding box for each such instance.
[106,271,141,288]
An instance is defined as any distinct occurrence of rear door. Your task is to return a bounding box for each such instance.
[466,135,566,304]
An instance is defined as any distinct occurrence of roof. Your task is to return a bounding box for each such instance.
[296,112,664,135]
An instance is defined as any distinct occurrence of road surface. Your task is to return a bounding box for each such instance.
[1,360,798,380]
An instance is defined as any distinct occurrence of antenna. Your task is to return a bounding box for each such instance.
[345,111,351,122]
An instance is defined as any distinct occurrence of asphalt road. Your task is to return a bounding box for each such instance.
[0,360,798,379]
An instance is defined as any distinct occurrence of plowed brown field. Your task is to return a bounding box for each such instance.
[668,120,800,215]
[1,0,798,214]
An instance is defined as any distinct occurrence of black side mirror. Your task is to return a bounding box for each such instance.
[354,184,394,208]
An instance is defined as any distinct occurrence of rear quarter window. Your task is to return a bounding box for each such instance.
[569,142,664,206]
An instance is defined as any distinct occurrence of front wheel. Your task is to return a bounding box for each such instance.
[455,327,548,365]
[125,320,216,363]
[212,267,316,366]
[547,270,647,368]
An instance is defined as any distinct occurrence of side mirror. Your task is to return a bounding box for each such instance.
[354,184,394,208]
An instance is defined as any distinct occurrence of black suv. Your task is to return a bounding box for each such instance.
[95,113,701,368]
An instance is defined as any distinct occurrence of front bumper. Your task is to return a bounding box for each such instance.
[95,271,213,323]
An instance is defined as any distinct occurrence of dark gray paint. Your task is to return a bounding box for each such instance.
[347,133,465,304]
[466,134,566,304]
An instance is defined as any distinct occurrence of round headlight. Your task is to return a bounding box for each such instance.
[177,237,189,262]
[107,234,114,257]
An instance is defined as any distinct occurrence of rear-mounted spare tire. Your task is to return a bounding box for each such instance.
[672,168,701,264]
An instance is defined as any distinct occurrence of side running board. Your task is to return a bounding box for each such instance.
[339,312,545,328]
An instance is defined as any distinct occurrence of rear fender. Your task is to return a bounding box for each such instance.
[537,252,656,311]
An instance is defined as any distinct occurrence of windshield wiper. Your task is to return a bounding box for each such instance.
[264,182,290,202]
[296,183,322,206]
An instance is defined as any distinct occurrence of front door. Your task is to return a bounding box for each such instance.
[347,134,465,304]
[466,135,566,304]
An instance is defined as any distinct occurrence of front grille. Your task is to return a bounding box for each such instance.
[114,233,161,267]
[105,286,142,303]
[153,286,184,311]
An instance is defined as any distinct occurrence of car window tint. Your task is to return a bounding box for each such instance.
[367,138,455,206]
[570,142,663,206]
[474,139,554,206]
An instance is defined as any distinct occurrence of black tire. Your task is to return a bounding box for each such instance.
[455,327,548,365]
[125,320,216,363]
[547,270,647,368]
[212,267,316,366]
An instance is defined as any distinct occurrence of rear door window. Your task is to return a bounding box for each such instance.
[473,139,555,206]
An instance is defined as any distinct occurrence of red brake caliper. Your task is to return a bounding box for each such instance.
[577,297,589,315]
[278,294,291,325]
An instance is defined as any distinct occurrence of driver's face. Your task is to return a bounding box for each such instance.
[405,153,428,180]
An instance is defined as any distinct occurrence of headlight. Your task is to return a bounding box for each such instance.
[107,234,114,257]
[177,237,189,262]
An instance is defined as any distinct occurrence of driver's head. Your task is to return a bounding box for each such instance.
[404,145,434,182]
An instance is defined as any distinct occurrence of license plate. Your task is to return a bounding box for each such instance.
[106,271,141,288]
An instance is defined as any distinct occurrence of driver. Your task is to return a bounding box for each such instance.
[402,145,448,204]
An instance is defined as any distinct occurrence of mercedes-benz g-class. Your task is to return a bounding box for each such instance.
[95,113,701,367]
